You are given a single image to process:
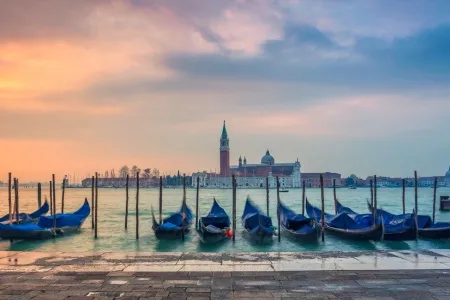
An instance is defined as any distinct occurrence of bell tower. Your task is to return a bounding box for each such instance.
[220,121,230,177]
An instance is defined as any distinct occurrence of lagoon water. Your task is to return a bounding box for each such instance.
[1,186,450,252]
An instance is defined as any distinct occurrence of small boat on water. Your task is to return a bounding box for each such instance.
[0,200,90,240]
[306,200,383,241]
[242,197,274,242]
[336,200,416,241]
[0,202,50,225]
[367,202,450,239]
[152,202,193,240]
[348,185,357,189]
[279,189,289,193]
[279,201,321,242]
[197,199,231,243]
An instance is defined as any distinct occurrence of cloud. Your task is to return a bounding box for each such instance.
[163,23,450,90]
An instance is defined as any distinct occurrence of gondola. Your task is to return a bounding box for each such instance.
[152,202,193,240]
[197,199,231,243]
[306,200,384,241]
[336,200,416,241]
[279,201,321,242]
[241,197,274,242]
[367,202,450,239]
[0,201,50,224]
[0,199,90,240]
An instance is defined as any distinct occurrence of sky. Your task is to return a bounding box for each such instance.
[1,0,450,182]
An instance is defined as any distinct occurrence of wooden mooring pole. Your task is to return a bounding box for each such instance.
[125,174,129,230]
[402,178,406,214]
[374,175,377,221]
[159,176,163,224]
[320,174,325,242]
[136,171,139,240]
[276,177,281,242]
[370,179,374,215]
[181,174,186,241]
[433,176,437,224]
[37,182,42,208]
[232,175,236,242]
[61,176,66,214]
[266,177,269,216]
[414,170,418,239]
[52,174,56,234]
[95,172,98,239]
[49,181,53,216]
[333,179,337,214]
[302,180,306,215]
[8,173,12,224]
[195,176,199,230]
[15,178,19,224]
[91,176,95,229]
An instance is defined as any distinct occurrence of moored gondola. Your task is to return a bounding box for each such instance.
[367,202,450,239]
[152,202,193,240]
[279,201,320,242]
[306,200,383,241]
[197,199,231,243]
[241,197,274,242]
[0,201,49,224]
[0,199,90,240]
[335,200,416,241]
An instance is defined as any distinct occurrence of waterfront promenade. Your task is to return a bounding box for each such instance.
[1,250,450,299]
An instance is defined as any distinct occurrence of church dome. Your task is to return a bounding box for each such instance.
[446,166,450,177]
[261,150,275,165]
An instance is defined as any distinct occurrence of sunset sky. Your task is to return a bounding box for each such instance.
[1,0,450,181]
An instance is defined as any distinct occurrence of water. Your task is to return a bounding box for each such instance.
[1,186,450,252]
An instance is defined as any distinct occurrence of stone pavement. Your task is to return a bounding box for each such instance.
[1,250,450,299]
[1,269,450,299]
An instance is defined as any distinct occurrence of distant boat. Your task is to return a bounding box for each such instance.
[348,185,357,189]
[280,189,289,193]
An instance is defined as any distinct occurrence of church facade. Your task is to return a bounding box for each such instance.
[192,121,302,188]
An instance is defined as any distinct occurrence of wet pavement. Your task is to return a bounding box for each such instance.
[0,250,450,299]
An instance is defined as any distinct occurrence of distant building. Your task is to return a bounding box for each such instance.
[302,173,342,188]
[192,121,302,188]
[446,166,450,187]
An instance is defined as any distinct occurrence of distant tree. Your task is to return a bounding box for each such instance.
[152,168,160,178]
[345,177,355,186]
[105,171,109,178]
[131,165,140,178]
[143,168,151,178]
[111,169,115,178]
[119,165,129,178]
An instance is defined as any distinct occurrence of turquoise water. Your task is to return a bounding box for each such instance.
[1,186,450,252]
